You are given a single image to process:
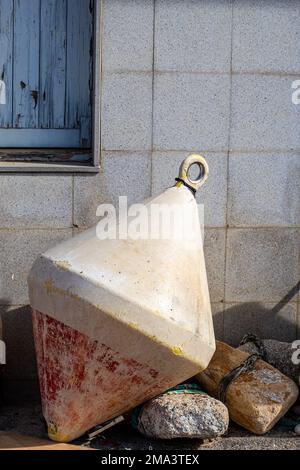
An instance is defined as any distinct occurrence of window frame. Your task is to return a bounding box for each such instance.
[0,0,101,173]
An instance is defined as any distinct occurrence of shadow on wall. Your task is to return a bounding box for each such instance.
[215,281,300,346]
[0,301,40,405]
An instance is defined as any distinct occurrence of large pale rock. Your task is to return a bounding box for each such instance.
[239,339,300,384]
[135,393,229,440]
[197,341,299,435]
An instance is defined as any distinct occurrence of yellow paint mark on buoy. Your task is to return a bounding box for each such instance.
[171,346,183,356]
[55,260,72,271]
[43,280,81,302]
[48,425,72,443]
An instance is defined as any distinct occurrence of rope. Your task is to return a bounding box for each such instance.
[218,353,262,403]
[165,383,207,395]
[218,333,267,402]
[217,333,269,403]
[239,333,268,361]
[175,178,196,196]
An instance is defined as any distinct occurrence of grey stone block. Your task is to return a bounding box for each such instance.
[230,74,300,152]
[101,72,153,151]
[225,228,299,303]
[232,0,300,73]
[74,151,151,227]
[0,174,72,229]
[155,0,231,73]
[103,0,154,72]
[0,305,37,380]
[153,73,230,151]
[228,153,300,227]
[223,302,297,346]
[211,303,224,341]
[204,229,226,303]
[0,229,73,305]
[152,152,228,227]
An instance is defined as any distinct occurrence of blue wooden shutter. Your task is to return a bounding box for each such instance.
[0,0,93,148]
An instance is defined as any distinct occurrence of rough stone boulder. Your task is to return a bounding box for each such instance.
[197,341,299,435]
[135,393,229,440]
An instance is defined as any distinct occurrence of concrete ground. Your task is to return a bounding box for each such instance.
[0,403,299,450]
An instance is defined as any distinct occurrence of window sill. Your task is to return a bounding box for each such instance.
[0,161,100,173]
[0,149,100,173]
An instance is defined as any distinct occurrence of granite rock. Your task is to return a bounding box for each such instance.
[136,393,229,440]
